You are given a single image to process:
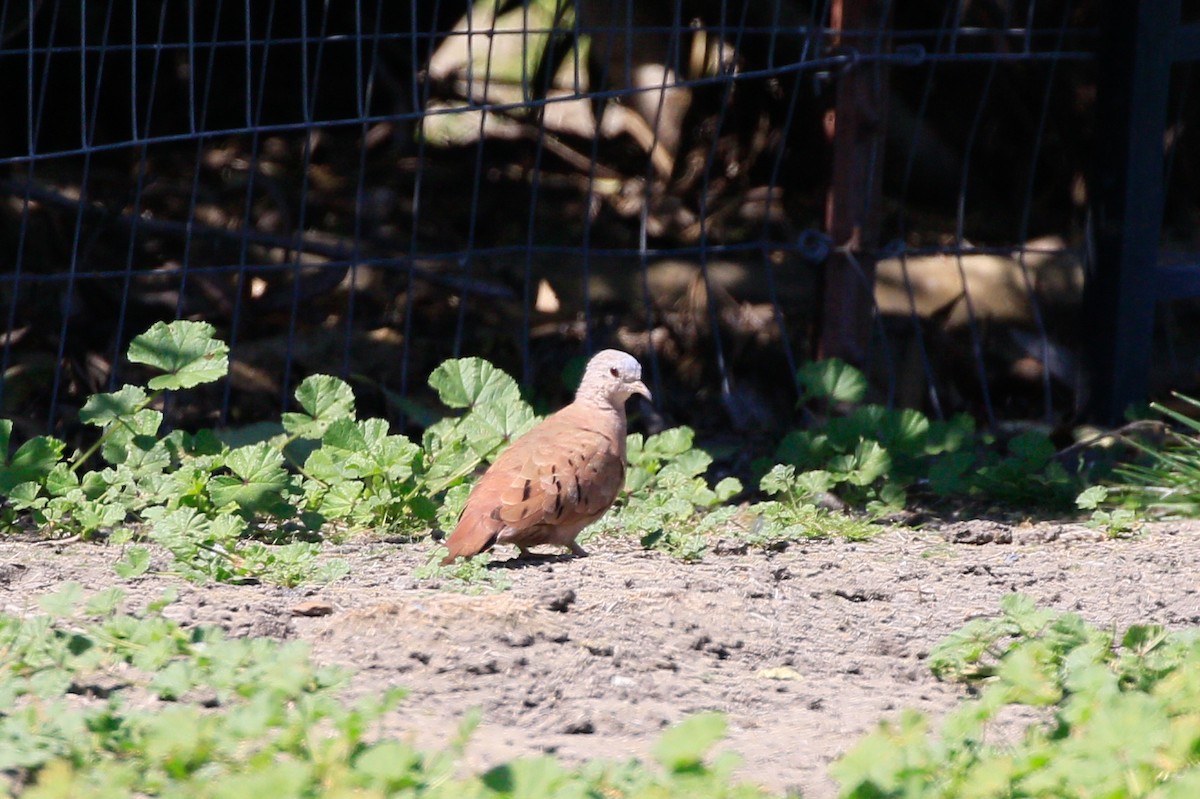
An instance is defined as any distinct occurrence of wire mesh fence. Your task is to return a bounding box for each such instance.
[1,1,1197,449]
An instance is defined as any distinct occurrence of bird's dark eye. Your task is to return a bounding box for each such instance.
[609,367,619,377]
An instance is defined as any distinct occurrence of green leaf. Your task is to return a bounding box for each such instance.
[38,582,86,617]
[149,508,211,550]
[1122,624,1168,656]
[877,407,930,453]
[127,320,229,390]
[830,710,931,795]
[928,450,975,495]
[435,483,473,532]
[207,514,248,544]
[1000,593,1053,631]
[828,406,889,451]
[666,448,711,479]
[1075,485,1108,511]
[714,477,742,502]
[774,430,826,469]
[209,443,291,514]
[625,432,645,464]
[876,482,907,511]
[43,463,79,497]
[146,586,179,613]
[354,740,422,786]
[482,756,568,799]
[997,641,1061,705]
[429,357,523,409]
[927,413,975,454]
[72,497,127,534]
[421,438,482,495]
[653,712,727,771]
[642,427,696,460]
[460,400,536,459]
[372,434,421,481]
[85,588,127,616]
[100,408,164,465]
[845,440,891,486]
[798,358,867,403]
[303,447,355,483]
[149,661,198,701]
[759,464,796,496]
[323,417,370,454]
[793,469,834,497]
[114,546,152,578]
[282,375,357,439]
[406,493,439,522]
[314,480,363,519]
[0,434,65,493]
[79,384,151,428]
[7,480,43,506]
[1008,430,1055,467]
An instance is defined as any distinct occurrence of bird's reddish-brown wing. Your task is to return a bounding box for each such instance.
[440,407,624,563]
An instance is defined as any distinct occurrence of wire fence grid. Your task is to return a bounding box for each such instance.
[1,0,1197,449]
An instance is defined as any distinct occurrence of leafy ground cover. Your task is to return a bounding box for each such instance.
[0,582,774,798]
[835,594,1200,798]
[2,523,1199,798]
[3,320,1142,584]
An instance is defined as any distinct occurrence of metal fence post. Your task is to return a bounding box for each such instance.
[1085,0,1175,423]
[819,0,891,369]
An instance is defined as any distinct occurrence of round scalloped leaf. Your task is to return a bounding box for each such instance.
[798,358,868,404]
[283,375,357,438]
[429,357,522,410]
[127,320,229,390]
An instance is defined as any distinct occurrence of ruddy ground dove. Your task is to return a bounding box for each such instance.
[440,350,651,564]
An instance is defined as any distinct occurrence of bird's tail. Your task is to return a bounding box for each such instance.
[440,516,500,565]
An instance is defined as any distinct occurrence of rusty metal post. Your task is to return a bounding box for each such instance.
[818,0,890,367]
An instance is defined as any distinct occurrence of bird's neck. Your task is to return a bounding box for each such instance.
[574,392,624,416]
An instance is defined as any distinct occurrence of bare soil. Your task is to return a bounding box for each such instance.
[3,520,1199,798]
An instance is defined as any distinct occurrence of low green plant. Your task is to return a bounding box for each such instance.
[0,321,541,584]
[294,356,536,535]
[776,359,1083,511]
[2,585,783,798]
[1112,392,1200,516]
[833,594,1200,798]
[413,550,515,592]
[946,428,1079,509]
[1075,485,1141,537]
[3,325,1135,581]
[772,359,967,512]
[595,426,741,560]
[753,464,878,543]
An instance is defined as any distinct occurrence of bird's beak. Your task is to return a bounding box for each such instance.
[629,380,652,402]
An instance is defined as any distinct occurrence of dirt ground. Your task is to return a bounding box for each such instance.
[3,520,1200,798]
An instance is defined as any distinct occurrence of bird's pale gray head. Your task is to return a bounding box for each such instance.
[577,349,652,405]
